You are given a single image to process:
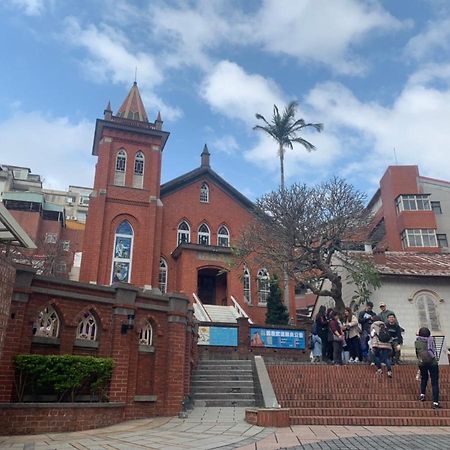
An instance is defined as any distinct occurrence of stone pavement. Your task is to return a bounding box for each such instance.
[2,408,450,450]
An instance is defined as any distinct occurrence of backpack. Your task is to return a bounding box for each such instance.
[377,324,391,343]
[419,349,434,364]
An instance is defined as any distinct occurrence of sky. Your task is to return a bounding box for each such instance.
[1,0,450,202]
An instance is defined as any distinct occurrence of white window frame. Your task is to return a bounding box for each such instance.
[415,291,441,332]
[139,321,153,346]
[76,311,98,340]
[61,240,70,251]
[401,229,438,248]
[257,268,270,305]
[114,149,127,186]
[177,221,190,245]
[198,223,210,246]
[217,225,230,247]
[395,194,431,213]
[45,233,57,244]
[159,258,168,294]
[111,221,133,283]
[200,182,209,203]
[33,306,60,338]
[133,151,144,189]
[243,267,251,304]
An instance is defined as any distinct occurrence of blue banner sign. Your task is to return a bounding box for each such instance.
[250,327,305,349]
[198,326,238,347]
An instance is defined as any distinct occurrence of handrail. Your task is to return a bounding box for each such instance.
[192,293,212,322]
[230,295,253,324]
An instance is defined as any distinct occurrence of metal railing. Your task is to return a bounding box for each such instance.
[230,295,253,324]
[193,293,212,322]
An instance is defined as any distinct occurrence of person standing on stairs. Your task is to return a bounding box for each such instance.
[358,301,376,362]
[371,316,393,377]
[329,310,344,365]
[415,327,440,409]
[342,307,360,363]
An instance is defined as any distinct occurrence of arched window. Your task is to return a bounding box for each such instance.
[217,225,230,247]
[114,149,127,186]
[243,267,251,304]
[133,151,144,188]
[257,268,270,304]
[416,291,441,332]
[159,258,168,294]
[76,311,97,341]
[200,182,209,203]
[198,223,210,246]
[139,321,153,346]
[111,220,133,283]
[177,221,190,245]
[33,305,60,338]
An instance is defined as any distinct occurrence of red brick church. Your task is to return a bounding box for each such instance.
[80,82,296,325]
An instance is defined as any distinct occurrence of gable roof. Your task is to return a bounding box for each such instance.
[160,166,255,211]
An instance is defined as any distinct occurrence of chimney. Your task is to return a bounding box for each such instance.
[373,246,386,265]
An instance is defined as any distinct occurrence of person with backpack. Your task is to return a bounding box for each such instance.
[370,315,393,377]
[415,327,440,409]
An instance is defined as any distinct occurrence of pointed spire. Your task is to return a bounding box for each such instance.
[201,144,210,167]
[104,100,112,120]
[116,82,149,122]
[155,111,163,130]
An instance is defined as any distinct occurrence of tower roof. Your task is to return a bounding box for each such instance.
[116,82,149,122]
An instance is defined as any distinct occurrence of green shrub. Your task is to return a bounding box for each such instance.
[14,354,114,402]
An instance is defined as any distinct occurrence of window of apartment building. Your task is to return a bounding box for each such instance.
[45,232,57,244]
[395,194,431,213]
[217,225,230,247]
[79,196,90,206]
[431,201,442,214]
[198,223,210,246]
[133,151,144,189]
[437,234,448,248]
[401,229,438,248]
[159,258,168,294]
[66,196,76,204]
[257,268,270,304]
[177,221,190,245]
[61,240,70,251]
[200,183,209,203]
[111,220,133,283]
[114,149,127,186]
[243,267,251,303]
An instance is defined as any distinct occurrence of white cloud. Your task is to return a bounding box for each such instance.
[201,60,286,124]
[6,0,49,16]
[211,135,239,155]
[63,17,182,121]
[0,110,94,190]
[405,19,450,60]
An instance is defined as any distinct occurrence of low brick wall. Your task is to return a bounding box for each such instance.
[0,403,125,435]
[245,408,290,427]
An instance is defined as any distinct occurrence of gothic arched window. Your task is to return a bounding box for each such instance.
[217,225,230,247]
[200,183,209,203]
[33,305,60,338]
[112,220,133,283]
[257,268,270,304]
[415,291,441,332]
[139,321,153,346]
[76,311,97,341]
[114,149,127,186]
[159,258,168,294]
[243,267,251,304]
[133,151,144,188]
[198,223,210,246]
[177,221,190,245]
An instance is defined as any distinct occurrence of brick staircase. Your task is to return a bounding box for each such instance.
[268,364,450,426]
[191,359,256,407]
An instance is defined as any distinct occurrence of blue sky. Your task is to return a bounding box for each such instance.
[2,0,450,202]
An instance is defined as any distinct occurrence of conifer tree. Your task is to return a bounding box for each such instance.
[265,276,289,325]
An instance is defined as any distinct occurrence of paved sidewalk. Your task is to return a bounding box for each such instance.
[2,408,450,450]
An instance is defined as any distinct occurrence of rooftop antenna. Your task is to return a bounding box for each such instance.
[393,147,398,165]
[134,67,137,84]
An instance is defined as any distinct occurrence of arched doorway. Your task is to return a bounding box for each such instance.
[197,267,227,305]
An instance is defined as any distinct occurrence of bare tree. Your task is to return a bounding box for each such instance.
[235,177,379,312]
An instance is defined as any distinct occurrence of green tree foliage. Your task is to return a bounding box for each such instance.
[14,354,114,402]
[265,276,289,325]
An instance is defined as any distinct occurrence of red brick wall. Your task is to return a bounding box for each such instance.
[0,257,15,360]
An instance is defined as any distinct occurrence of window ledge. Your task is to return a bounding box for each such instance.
[32,336,60,346]
[257,303,267,307]
[74,338,99,349]
[134,395,157,402]
[139,345,155,353]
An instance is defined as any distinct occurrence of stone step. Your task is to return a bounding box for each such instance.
[194,369,253,376]
[192,376,254,383]
[290,416,450,426]
[192,385,255,394]
[192,380,254,387]
[194,392,255,400]
[198,359,252,364]
[194,399,256,407]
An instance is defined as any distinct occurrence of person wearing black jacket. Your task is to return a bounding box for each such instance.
[358,301,375,362]
[386,313,403,364]
[314,305,330,362]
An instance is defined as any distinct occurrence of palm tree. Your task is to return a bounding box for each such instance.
[254,101,323,188]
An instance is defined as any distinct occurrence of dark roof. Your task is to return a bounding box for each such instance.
[160,166,254,211]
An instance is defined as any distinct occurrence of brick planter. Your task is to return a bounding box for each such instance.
[0,402,125,435]
[245,408,290,427]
